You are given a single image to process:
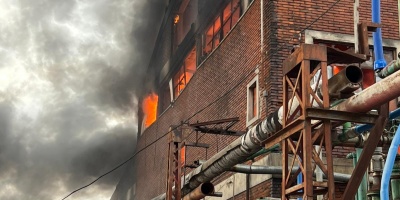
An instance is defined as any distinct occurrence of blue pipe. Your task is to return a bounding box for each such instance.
[297,173,303,200]
[380,125,400,200]
[372,0,387,71]
[354,108,400,134]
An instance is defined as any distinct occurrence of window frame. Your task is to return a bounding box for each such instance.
[246,75,259,127]
[202,0,241,58]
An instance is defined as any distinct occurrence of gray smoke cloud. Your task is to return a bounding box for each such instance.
[0,0,166,199]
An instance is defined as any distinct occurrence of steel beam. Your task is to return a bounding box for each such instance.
[341,104,388,200]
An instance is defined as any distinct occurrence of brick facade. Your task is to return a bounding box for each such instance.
[112,0,400,199]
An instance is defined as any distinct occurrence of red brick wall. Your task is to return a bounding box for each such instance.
[134,1,262,199]
[226,179,274,200]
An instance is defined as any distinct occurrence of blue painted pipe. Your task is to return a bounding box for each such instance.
[372,0,387,71]
[297,173,303,200]
[380,125,400,200]
[354,108,400,134]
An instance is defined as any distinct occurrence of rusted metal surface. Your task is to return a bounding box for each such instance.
[306,108,378,124]
[333,68,400,113]
[341,104,388,200]
[189,117,239,127]
[326,65,362,100]
[280,44,334,199]
[182,182,214,200]
[166,127,182,200]
[357,22,380,58]
[189,117,243,136]
[326,46,367,64]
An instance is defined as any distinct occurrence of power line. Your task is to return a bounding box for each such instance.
[61,1,342,198]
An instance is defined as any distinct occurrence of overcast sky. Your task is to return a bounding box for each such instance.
[0,0,165,199]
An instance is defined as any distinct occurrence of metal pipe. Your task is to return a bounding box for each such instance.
[378,59,400,78]
[391,156,400,200]
[372,0,386,71]
[339,135,392,148]
[182,68,400,196]
[182,182,215,200]
[245,144,280,161]
[324,65,363,100]
[333,69,400,113]
[381,126,400,200]
[230,164,356,183]
[339,107,400,141]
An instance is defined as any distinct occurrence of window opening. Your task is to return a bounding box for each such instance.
[246,75,259,126]
[142,92,158,131]
[202,0,241,60]
[173,47,197,98]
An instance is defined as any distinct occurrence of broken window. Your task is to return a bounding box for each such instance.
[173,47,197,98]
[174,0,198,48]
[202,0,241,59]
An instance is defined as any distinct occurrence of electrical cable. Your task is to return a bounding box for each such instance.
[61,1,342,198]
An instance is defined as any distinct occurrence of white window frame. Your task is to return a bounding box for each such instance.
[246,74,259,127]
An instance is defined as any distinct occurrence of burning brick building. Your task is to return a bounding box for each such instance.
[112,0,400,199]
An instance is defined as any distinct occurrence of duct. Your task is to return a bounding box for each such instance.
[182,182,215,200]
[181,68,400,197]
[371,0,386,71]
[230,164,354,183]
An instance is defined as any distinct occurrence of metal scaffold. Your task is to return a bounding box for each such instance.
[261,44,389,199]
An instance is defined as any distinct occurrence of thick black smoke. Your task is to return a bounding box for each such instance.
[0,0,166,199]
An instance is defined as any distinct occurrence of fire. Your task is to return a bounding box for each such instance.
[142,93,158,128]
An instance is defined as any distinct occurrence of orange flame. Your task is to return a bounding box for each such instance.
[142,93,158,128]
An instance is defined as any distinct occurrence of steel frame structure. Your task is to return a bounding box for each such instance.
[166,126,182,200]
[262,44,388,199]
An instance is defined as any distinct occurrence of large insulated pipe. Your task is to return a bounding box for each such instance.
[372,0,387,71]
[182,182,215,200]
[182,68,400,196]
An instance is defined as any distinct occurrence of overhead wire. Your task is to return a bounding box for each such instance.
[61,0,342,198]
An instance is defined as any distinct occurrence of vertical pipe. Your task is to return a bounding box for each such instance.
[297,173,303,200]
[356,148,368,200]
[354,0,360,53]
[380,126,400,200]
[371,0,387,71]
[350,153,360,200]
[391,156,400,200]
[246,174,250,200]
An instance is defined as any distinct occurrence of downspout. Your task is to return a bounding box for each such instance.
[372,0,387,71]
[380,126,400,200]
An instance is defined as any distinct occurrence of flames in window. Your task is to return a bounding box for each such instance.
[142,93,158,128]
